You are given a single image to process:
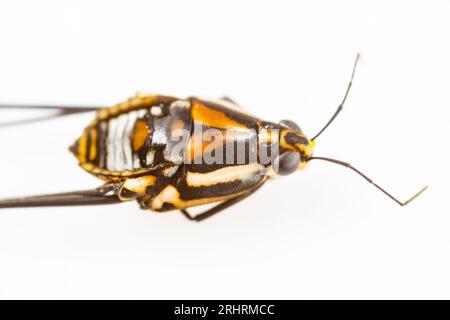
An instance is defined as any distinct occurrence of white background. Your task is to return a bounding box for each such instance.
[0,0,448,299]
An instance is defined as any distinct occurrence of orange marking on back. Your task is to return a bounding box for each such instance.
[132,119,149,151]
[185,130,256,162]
[186,136,209,162]
[89,128,98,161]
[192,101,247,129]
[77,133,88,163]
[185,132,227,162]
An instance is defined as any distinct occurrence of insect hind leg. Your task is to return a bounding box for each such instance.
[0,182,123,209]
[0,104,101,129]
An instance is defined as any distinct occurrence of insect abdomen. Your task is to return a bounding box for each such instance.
[70,95,187,179]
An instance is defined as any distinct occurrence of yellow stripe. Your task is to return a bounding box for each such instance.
[149,185,248,210]
[186,163,263,187]
[89,128,98,161]
[77,133,88,163]
[120,175,157,199]
[80,163,150,177]
[280,130,315,157]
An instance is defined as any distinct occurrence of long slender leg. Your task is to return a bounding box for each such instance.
[220,96,241,108]
[0,104,102,128]
[180,182,265,222]
[0,182,123,209]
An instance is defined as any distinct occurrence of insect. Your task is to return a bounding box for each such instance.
[0,54,427,221]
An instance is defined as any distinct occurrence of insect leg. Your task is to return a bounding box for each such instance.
[180,182,266,222]
[0,182,123,209]
[220,96,241,107]
[0,104,102,128]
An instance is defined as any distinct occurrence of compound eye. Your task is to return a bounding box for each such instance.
[274,151,301,176]
[279,119,302,133]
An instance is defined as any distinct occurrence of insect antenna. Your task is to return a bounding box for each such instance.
[308,156,428,206]
[311,53,360,141]
[0,104,102,128]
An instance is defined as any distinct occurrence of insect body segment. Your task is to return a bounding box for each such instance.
[70,95,184,180]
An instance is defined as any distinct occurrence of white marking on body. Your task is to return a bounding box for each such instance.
[138,109,148,118]
[106,118,118,170]
[122,111,136,170]
[106,109,149,171]
[125,111,138,137]
[152,129,167,146]
[163,165,179,178]
[133,154,141,169]
[170,100,190,109]
[150,105,163,117]
[114,114,128,171]
[186,163,264,187]
[146,149,155,165]
[150,185,179,210]
[124,111,142,170]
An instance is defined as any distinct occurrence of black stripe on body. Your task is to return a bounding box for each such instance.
[174,163,267,201]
